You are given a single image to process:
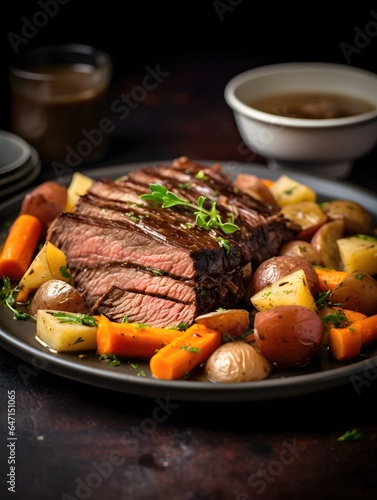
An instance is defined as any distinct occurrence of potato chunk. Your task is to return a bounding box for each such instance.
[337,235,377,275]
[36,310,98,352]
[250,269,317,312]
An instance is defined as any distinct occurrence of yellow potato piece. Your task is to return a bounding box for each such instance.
[250,269,317,312]
[36,310,98,352]
[269,175,316,206]
[195,309,250,337]
[337,235,377,275]
[17,242,72,302]
[65,172,94,212]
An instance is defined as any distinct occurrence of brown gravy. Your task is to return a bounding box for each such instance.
[247,92,375,119]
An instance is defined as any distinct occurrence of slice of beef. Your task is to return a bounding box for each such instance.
[47,211,242,280]
[74,262,245,316]
[92,287,198,327]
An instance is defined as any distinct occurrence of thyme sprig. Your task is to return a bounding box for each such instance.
[139,184,239,235]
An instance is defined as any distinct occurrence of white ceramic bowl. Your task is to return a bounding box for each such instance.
[224,62,377,177]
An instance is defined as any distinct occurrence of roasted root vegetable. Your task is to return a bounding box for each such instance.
[36,310,98,352]
[281,201,328,240]
[320,200,373,235]
[310,219,344,269]
[204,342,272,383]
[233,173,278,206]
[278,240,322,266]
[96,314,184,359]
[250,255,321,298]
[195,309,250,337]
[65,172,95,212]
[269,175,316,206]
[149,323,222,380]
[17,241,72,302]
[329,271,377,316]
[336,234,377,275]
[314,267,349,291]
[19,181,67,238]
[29,280,87,316]
[328,314,377,361]
[318,306,367,345]
[254,305,324,367]
[250,268,318,313]
[0,214,42,282]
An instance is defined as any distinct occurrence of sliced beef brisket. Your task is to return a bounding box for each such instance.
[47,157,299,327]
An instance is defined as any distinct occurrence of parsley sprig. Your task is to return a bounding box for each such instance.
[49,312,98,327]
[0,277,34,321]
[139,184,239,235]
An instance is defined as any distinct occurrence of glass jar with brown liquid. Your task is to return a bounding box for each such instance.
[9,44,112,166]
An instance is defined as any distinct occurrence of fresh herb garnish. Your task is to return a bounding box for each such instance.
[195,170,210,181]
[354,234,377,242]
[139,184,239,235]
[180,345,200,353]
[216,237,231,254]
[321,310,350,327]
[0,277,34,321]
[99,353,122,366]
[50,312,98,327]
[59,265,72,280]
[338,428,363,442]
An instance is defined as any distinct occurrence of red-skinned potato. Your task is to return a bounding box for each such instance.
[329,271,377,316]
[254,305,324,368]
[281,201,327,240]
[20,181,68,238]
[195,309,250,337]
[233,174,278,207]
[320,200,373,235]
[250,255,321,299]
[311,219,344,269]
[278,240,322,266]
[29,279,88,316]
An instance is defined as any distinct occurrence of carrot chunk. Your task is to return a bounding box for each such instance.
[328,314,377,361]
[315,267,349,291]
[328,326,362,361]
[96,314,183,359]
[0,214,42,282]
[150,323,222,380]
[349,314,377,345]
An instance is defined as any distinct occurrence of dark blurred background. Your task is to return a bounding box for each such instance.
[1,1,377,174]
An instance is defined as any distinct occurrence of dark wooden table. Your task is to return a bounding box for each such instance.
[1,51,377,500]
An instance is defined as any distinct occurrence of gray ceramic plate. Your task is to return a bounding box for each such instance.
[1,161,377,402]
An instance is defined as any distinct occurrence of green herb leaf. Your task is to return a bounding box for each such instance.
[99,353,122,366]
[338,428,362,442]
[139,184,239,235]
[0,277,34,321]
[50,312,98,327]
[180,345,200,353]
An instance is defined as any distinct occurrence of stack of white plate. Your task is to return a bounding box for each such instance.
[0,130,41,200]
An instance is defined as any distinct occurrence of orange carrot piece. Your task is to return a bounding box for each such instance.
[328,314,377,361]
[0,214,42,282]
[261,178,274,188]
[347,314,377,345]
[96,314,184,358]
[149,323,222,380]
[343,310,367,324]
[315,267,349,291]
[328,326,362,361]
